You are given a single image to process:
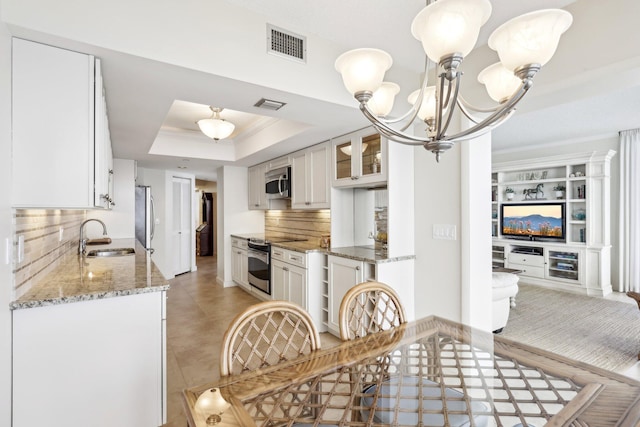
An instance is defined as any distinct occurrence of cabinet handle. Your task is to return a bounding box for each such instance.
[305,202,311,205]
[283,267,288,271]
[355,266,360,271]
[237,251,241,254]
[273,251,282,256]
[291,257,300,261]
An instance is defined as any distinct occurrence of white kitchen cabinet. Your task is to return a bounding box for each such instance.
[327,255,366,334]
[94,58,114,209]
[11,38,113,209]
[271,258,306,308]
[248,163,268,210]
[292,141,330,209]
[13,291,166,427]
[332,127,387,188]
[271,248,325,331]
[231,237,249,290]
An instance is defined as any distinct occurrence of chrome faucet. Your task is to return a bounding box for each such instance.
[78,219,109,255]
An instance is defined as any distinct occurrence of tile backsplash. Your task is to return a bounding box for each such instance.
[265,210,330,244]
[13,209,86,299]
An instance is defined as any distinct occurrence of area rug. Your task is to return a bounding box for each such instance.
[500,284,640,373]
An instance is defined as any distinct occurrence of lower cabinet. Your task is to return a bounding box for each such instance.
[13,291,166,427]
[272,259,306,308]
[271,248,325,331]
[327,255,366,334]
[231,238,249,290]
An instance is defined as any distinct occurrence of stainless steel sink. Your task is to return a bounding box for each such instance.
[85,248,135,257]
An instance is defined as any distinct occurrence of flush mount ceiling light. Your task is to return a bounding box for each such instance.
[335,0,573,161]
[197,107,235,141]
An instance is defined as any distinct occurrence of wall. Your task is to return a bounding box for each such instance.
[413,143,462,321]
[493,135,620,289]
[265,209,330,242]
[93,159,135,238]
[0,1,12,422]
[217,165,263,287]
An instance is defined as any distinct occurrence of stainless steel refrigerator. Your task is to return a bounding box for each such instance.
[135,185,155,252]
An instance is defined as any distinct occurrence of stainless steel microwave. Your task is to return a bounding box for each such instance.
[265,166,291,199]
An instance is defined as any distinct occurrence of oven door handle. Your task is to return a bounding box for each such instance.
[248,248,269,263]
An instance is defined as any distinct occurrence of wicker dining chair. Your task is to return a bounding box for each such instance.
[219,300,331,426]
[339,282,490,426]
[220,300,321,376]
[338,281,407,341]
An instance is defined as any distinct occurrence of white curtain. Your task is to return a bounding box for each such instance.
[619,129,640,292]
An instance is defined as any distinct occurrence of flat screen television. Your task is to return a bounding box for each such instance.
[501,202,565,242]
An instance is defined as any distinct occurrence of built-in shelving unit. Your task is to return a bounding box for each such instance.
[321,255,329,328]
[492,150,615,296]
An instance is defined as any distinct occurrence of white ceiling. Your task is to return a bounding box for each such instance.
[7,0,640,181]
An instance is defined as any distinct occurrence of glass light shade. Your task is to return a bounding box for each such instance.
[195,388,231,416]
[197,118,235,140]
[368,82,400,116]
[411,0,492,63]
[335,48,393,95]
[477,62,522,103]
[488,9,573,72]
[340,143,368,156]
[407,87,437,121]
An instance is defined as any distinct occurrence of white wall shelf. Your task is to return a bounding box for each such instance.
[492,150,615,296]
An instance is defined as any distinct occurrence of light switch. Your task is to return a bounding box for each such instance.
[433,224,457,240]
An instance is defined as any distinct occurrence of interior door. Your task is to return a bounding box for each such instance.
[172,177,192,275]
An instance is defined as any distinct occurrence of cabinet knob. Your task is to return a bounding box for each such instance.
[283,267,288,271]
[355,266,360,271]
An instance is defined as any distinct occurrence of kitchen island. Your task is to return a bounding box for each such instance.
[11,238,169,427]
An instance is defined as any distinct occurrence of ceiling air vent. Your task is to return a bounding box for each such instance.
[267,24,306,63]
[254,98,287,111]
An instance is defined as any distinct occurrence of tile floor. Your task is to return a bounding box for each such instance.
[162,255,340,427]
[163,256,640,426]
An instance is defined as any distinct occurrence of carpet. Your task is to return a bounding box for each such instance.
[500,284,640,373]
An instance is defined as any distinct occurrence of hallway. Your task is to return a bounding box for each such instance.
[163,255,340,426]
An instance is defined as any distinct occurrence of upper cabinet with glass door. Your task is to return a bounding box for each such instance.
[332,128,387,188]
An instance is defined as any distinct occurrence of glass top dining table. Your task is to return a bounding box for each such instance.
[182,316,640,426]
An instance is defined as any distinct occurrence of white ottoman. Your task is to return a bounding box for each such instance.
[492,272,519,333]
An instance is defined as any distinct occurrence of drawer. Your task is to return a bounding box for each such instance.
[285,250,306,268]
[271,247,306,268]
[271,247,286,261]
[231,238,248,250]
[517,265,545,278]
[508,252,545,267]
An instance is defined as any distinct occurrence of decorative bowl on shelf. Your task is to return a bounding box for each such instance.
[572,208,586,220]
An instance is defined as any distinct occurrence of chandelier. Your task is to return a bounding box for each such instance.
[335,0,573,161]
[197,107,235,141]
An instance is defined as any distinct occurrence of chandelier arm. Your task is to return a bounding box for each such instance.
[374,125,426,146]
[444,84,530,142]
[382,56,432,130]
[457,94,502,114]
[437,73,462,140]
[360,103,430,144]
[435,72,447,137]
[446,109,516,143]
[456,99,487,125]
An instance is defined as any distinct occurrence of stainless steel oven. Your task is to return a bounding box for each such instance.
[247,240,270,295]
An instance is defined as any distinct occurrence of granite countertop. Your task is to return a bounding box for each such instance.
[10,238,169,310]
[231,234,415,264]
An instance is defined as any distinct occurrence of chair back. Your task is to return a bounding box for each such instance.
[220,300,321,376]
[339,281,406,341]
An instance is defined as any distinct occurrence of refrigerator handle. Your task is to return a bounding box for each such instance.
[150,195,156,240]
